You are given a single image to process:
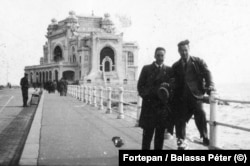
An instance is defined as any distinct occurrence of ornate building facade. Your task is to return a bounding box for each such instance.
[25,11,139,86]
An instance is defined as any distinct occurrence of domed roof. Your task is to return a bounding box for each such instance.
[66,10,78,23]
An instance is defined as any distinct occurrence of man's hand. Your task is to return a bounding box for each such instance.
[160,82,170,88]
[206,86,215,95]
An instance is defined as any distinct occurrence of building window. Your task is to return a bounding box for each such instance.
[53,46,63,62]
[100,47,115,71]
[79,56,81,63]
[85,55,88,61]
[123,79,128,84]
[127,52,134,65]
[71,46,76,63]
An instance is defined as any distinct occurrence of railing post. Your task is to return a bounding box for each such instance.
[80,85,83,101]
[73,85,75,97]
[135,95,142,127]
[82,85,85,102]
[69,85,71,96]
[209,91,218,149]
[106,87,112,113]
[88,87,92,105]
[99,86,104,110]
[67,85,69,95]
[84,86,87,103]
[117,87,124,119]
[79,85,81,101]
[87,86,89,104]
[79,85,81,100]
[71,85,73,96]
[74,85,77,98]
[76,85,78,99]
[77,85,79,99]
[93,86,97,107]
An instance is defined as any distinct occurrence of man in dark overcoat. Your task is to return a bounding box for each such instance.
[59,78,65,96]
[137,47,173,150]
[20,73,29,107]
[172,40,214,150]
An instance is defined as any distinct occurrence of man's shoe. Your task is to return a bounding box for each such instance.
[177,139,188,150]
[203,137,209,146]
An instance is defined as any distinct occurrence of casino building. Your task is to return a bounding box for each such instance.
[24,11,139,85]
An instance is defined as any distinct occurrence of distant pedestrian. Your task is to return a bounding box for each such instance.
[59,77,68,96]
[63,79,68,96]
[172,40,215,150]
[52,80,57,93]
[137,47,173,150]
[20,73,29,107]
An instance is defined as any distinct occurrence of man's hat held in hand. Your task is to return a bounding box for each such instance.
[157,84,170,103]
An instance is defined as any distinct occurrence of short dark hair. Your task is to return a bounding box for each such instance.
[155,47,166,55]
[178,40,190,48]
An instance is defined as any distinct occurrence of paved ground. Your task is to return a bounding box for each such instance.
[38,92,142,166]
[0,88,38,165]
[18,91,208,166]
[0,88,209,166]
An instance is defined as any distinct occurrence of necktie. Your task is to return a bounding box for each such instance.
[158,66,161,73]
[183,62,187,71]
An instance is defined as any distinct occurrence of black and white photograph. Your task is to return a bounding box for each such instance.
[0,0,250,165]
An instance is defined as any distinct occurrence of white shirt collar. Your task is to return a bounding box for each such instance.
[154,62,163,68]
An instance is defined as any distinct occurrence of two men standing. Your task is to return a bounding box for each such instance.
[137,40,214,150]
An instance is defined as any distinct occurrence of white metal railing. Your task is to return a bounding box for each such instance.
[67,85,141,123]
[209,91,250,149]
[67,85,250,150]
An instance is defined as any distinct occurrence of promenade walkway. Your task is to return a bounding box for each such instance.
[0,88,38,165]
[19,91,208,166]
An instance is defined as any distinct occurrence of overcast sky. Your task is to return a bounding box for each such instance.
[1,0,250,85]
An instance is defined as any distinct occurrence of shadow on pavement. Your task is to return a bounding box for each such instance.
[0,105,37,165]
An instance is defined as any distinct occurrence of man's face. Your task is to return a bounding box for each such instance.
[178,44,190,62]
[155,50,165,65]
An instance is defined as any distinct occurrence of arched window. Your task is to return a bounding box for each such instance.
[127,52,134,65]
[49,71,52,81]
[71,46,76,63]
[55,70,58,81]
[100,47,115,71]
[54,46,63,62]
[104,61,110,72]
[30,73,33,84]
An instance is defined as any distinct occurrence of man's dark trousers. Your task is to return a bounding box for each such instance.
[175,86,208,140]
[142,126,165,150]
[22,88,28,106]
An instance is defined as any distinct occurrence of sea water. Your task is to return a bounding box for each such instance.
[123,82,250,149]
